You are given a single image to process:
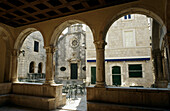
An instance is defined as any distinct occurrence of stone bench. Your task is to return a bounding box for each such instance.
[0,83,11,106]
[0,83,66,110]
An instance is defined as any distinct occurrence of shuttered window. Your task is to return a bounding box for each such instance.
[129,64,142,78]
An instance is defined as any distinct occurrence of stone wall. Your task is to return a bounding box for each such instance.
[17,31,46,80]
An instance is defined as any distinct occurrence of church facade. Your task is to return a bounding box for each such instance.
[55,24,86,82]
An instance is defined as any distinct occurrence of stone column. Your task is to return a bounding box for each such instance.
[44,46,56,84]
[165,33,170,88]
[11,49,18,83]
[152,19,168,88]
[94,40,107,87]
[152,49,168,88]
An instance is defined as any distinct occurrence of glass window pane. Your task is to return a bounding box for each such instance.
[128,14,131,19]
[129,64,142,77]
[124,15,127,19]
[112,66,121,74]
[34,41,39,52]
[112,75,121,85]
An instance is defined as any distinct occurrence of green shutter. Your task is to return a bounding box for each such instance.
[112,66,121,74]
[112,75,121,85]
[71,63,78,79]
[129,64,142,77]
[91,67,96,84]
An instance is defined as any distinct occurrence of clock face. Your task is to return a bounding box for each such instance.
[70,37,79,48]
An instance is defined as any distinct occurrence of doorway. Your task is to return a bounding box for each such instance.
[71,63,78,79]
[91,66,96,84]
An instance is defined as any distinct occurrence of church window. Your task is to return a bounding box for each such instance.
[70,37,79,48]
[34,41,39,52]
[129,64,142,78]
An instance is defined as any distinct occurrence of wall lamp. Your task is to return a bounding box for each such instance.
[19,50,25,56]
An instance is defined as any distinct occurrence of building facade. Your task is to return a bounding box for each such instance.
[86,14,154,87]
[55,24,86,82]
[17,31,46,81]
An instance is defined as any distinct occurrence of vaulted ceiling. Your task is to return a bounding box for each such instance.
[0,0,138,27]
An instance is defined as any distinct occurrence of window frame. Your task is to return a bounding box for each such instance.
[128,64,143,78]
[34,41,39,52]
[112,66,121,85]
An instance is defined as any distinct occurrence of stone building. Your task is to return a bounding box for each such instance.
[0,0,170,110]
[86,14,154,87]
[17,31,46,81]
[55,24,86,82]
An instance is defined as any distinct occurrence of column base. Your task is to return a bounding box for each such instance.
[12,78,19,83]
[44,80,56,85]
[155,80,168,88]
[168,83,170,89]
[95,81,106,88]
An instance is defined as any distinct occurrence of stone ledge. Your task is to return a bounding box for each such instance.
[0,93,66,110]
[0,83,66,110]
[86,87,170,109]
[87,101,169,111]
[0,94,10,106]
[10,94,57,110]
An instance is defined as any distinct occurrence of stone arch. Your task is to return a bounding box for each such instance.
[102,7,167,44]
[29,61,35,73]
[14,28,45,51]
[50,19,95,47]
[102,7,167,87]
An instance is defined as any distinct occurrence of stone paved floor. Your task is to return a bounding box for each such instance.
[59,95,87,111]
[0,94,87,111]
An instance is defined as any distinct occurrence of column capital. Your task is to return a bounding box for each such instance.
[94,40,107,49]
[44,46,57,53]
